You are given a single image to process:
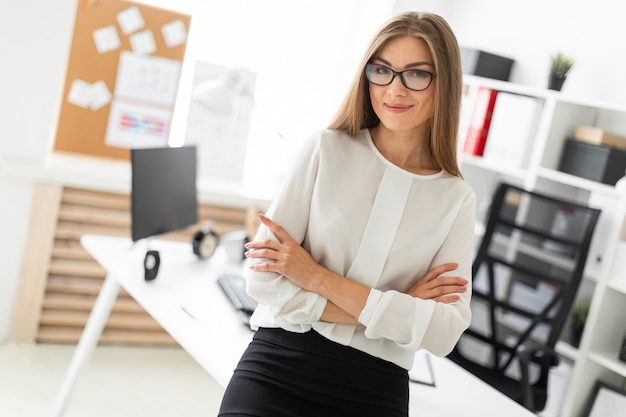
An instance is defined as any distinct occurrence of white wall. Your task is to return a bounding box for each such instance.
[0,0,76,162]
[395,0,626,106]
[0,0,78,341]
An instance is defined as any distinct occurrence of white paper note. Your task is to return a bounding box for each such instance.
[130,30,157,55]
[161,20,187,48]
[89,80,112,111]
[67,79,94,108]
[92,25,120,54]
[67,79,112,111]
[117,6,145,34]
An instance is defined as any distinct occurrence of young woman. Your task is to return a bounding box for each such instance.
[218,11,476,417]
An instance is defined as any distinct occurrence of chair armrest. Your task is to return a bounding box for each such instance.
[518,346,560,410]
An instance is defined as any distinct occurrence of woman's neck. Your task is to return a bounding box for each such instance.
[369,125,439,175]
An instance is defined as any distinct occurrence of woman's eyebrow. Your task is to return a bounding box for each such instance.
[372,56,433,69]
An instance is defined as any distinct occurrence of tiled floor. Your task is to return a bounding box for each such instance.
[0,342,224,417]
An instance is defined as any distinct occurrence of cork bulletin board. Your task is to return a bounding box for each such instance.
[53,0,191,160]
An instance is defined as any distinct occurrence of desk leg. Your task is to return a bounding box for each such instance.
[51,275,121,417]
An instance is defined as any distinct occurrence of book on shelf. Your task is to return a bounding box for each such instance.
[463,87,498,156]
[482,92,543,169]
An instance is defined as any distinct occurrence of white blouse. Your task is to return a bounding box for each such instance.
[246,128,476,370]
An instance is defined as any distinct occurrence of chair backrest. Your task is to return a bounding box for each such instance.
[456,182,601,379]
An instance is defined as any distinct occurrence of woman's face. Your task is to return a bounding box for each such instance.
[368,36,435,136]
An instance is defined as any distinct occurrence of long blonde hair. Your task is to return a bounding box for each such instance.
[328,12,463,177]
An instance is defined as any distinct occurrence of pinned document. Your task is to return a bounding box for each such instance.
[92,25,120,54]
[105,100,170,149]
[117,6,145,34]
[114,51,181,106]
[130,30,157,55]
[67,79,111,111]
[161,20,188,48]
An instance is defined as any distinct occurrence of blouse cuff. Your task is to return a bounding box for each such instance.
[358,288,382,325]
[311,295,328,322]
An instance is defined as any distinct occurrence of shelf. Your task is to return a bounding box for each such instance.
[555,340,579,361]
[461,73,626,417]
[492,232,576,273]
[536,168,619,197]
[463,74,626,114]
[460,155,528,181]
[607,279,626,295]
[554,94,626,114]
[475,227,599,280]
[588,351,626,378]
[463,74,549,99]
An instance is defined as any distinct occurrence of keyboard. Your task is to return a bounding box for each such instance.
[217,271,258,320]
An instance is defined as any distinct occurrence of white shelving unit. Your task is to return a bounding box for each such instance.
[459,74,626,417]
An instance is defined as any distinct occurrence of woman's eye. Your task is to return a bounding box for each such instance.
[406,70,430,79]
[375,66,391,75]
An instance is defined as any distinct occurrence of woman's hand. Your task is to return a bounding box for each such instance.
[246,214,467,307]
[246,215,374,321]
[244,214,325,293]
[406,263,468,304]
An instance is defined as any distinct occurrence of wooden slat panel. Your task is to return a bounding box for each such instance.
[46,279,103,297]
[55,221,129,240]
[35,186,250,346]
[47,276,134,300]
[51,244,92,261]
[199,205,248,225]
[58,203,130,227]
[37,326,177,345]
[10,183,63,342]
[42,293,145,313]
[63,187,130,209]
[39,310,164,330]
[49,259,106,277]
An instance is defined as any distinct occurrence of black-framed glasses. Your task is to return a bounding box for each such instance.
[365,63,436,91]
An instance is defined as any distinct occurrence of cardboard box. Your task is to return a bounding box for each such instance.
[460,47,514,81]
[558,138,626,185]
[574,125,626,150]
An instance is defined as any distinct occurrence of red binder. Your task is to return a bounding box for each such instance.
[463,87,499,156]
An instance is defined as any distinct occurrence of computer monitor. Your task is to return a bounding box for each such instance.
[130,145,198,242]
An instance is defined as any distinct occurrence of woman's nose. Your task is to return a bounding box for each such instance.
[387,75,408,96]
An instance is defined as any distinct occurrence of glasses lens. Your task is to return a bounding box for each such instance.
[401,70,433,91]
[366,64,434,91]
[365,64,393,86]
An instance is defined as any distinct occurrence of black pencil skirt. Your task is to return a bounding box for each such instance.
[218,327,409,417]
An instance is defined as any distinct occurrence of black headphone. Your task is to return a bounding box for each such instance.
[192,227,219,260]
[144,250,161,281]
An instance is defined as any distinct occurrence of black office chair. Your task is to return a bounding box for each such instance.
[448,182,601,412]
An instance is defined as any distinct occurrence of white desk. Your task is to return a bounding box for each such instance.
[53,235,536,417]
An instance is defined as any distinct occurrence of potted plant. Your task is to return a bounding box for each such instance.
[570,300,590,347]
[549,52,574,91]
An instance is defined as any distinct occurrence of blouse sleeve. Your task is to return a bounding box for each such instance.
[244,132,328,326]
[358,191,476,357]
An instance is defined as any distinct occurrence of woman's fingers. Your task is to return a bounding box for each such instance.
[244,214,292,260]
[422,263,459,282]
[433,294,462,304]
[245,238,279,251]
[426,280,467,296]
[257,213,294,244]
[406,262,468,302]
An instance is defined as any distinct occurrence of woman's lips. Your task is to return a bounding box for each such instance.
[385,103,412,113]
